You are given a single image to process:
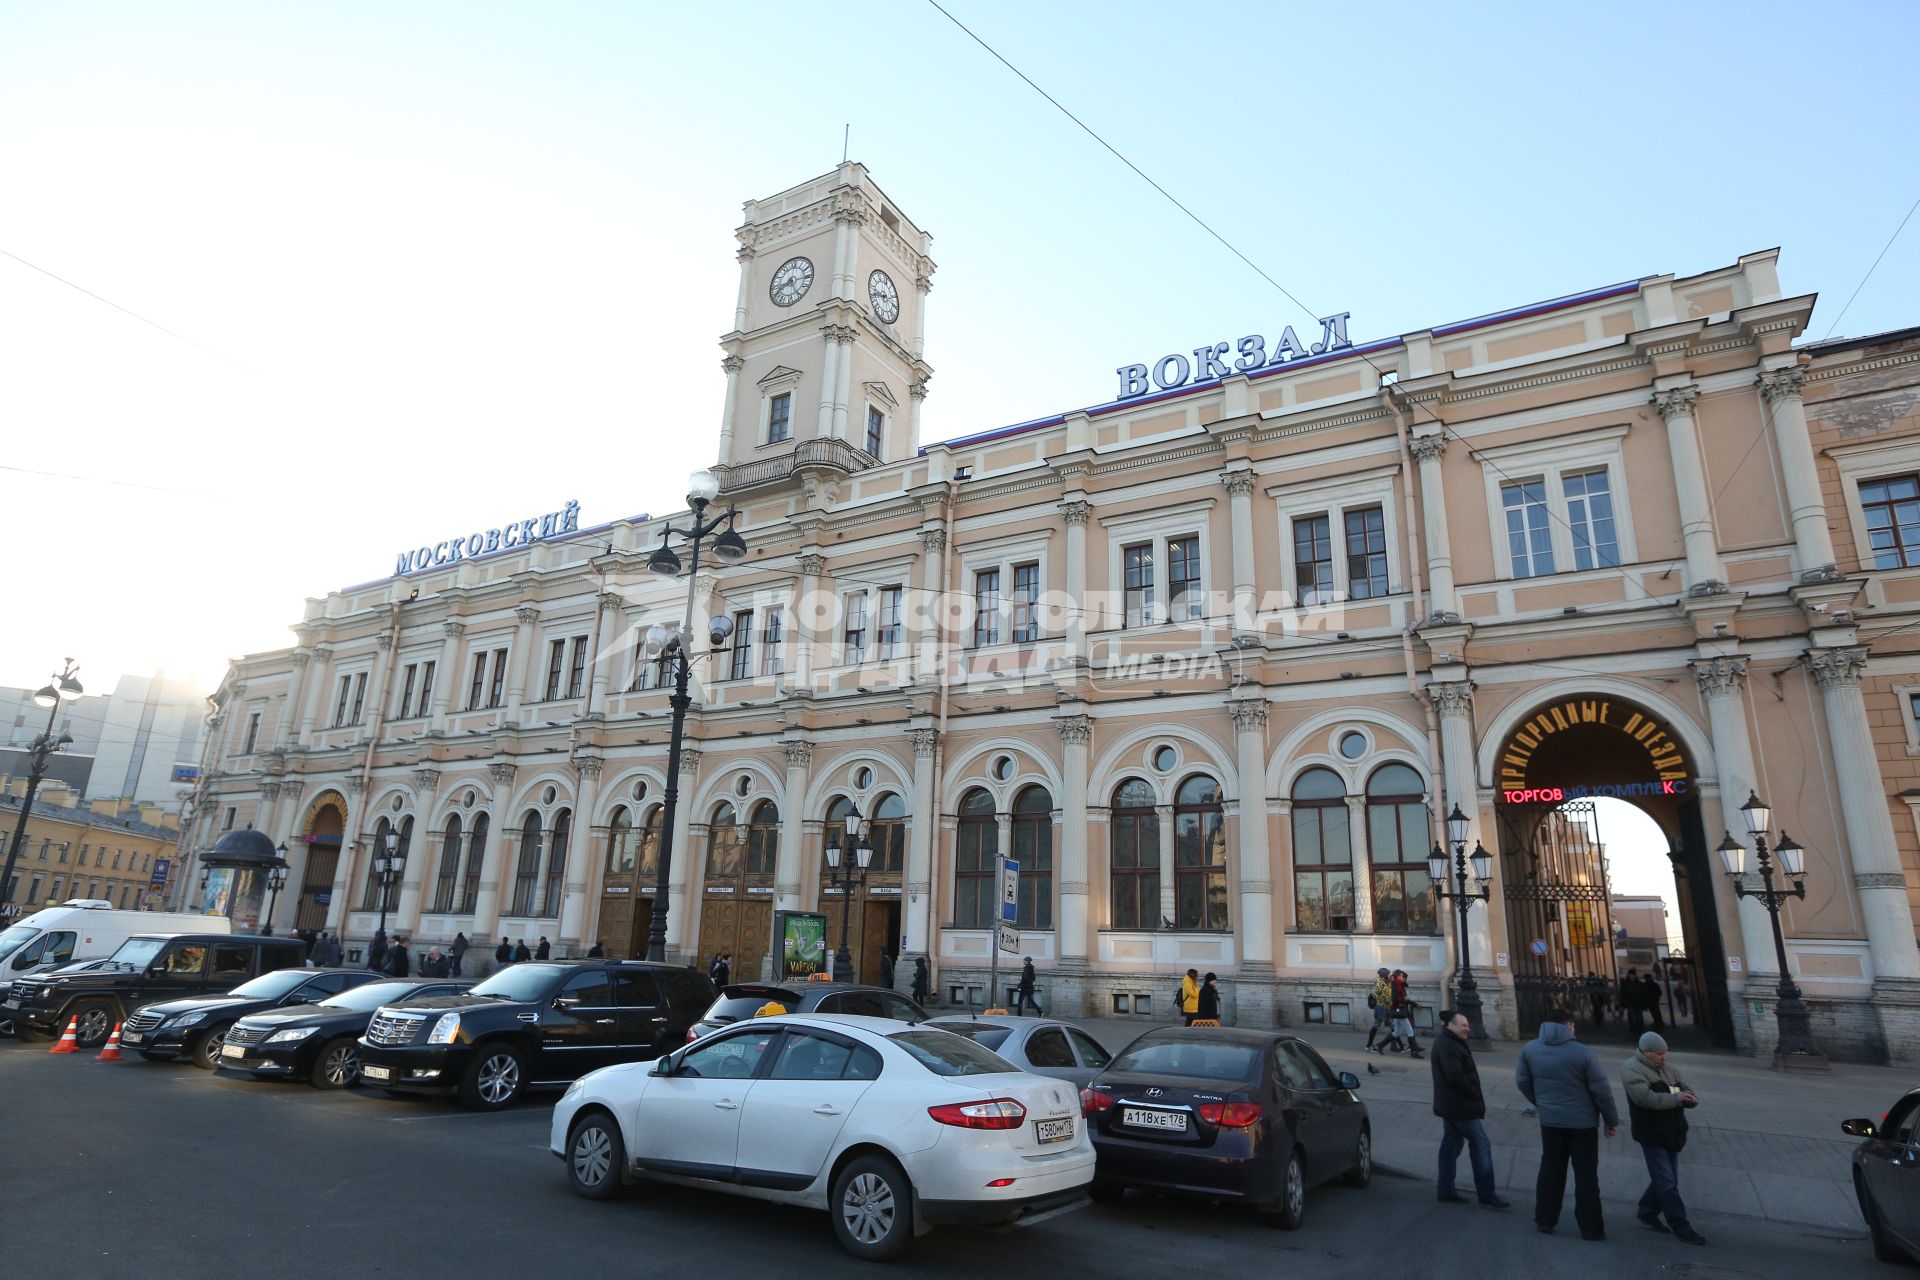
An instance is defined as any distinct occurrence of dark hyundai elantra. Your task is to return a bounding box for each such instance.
[1080,1026,1369,1230]
[217,977,470,1088]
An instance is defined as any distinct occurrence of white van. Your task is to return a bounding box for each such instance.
[0,901,230,1010]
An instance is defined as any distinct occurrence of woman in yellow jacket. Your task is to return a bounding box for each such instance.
[1178,969,1200,1026]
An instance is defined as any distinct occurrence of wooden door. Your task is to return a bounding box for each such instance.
[294,843,340,932]
[697,898,772,981]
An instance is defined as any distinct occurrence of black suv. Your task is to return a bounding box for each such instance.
[358,961,714,1110]
[9,933,307,1049]
[688,981,928,1042]
[125,967,382,1069]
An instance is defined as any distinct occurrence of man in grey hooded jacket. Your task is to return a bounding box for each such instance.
[1515,1007,1619,1240]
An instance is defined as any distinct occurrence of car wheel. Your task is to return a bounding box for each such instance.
[191,1024,232,1070]
[1342,1125,1372,1189]
[1857,1172,1910,1264]
[1088,1181,1126,1206]
[310,1037,360,1089]
[830,1154,913,1261]
[72,1001,117,1049]
[1259,1148,1307,1230]
[459,1044,525,1110]
[566,1112,627,1200]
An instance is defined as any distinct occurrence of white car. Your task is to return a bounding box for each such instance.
[549,1013,1094,1260]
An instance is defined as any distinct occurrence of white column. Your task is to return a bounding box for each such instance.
[1059,501,1090,666]
[831,328,856,443]
[504,604,540,719]
[1230,699,1274,967]
[731,243,753,332]
[1428,680,1490,968]
[361,631,395,737]
[278,650,310,750]
[1156,804,1176,928]
[324,776,363,934]
[717,353,745,463]
[777,740,813,913]
[1056,715,1092,964]
[1692,657,1781,979]
[908,379,929,451]
[429,620,464,730]
[1807,647,1920,981]
[664,749,702,961]
[588,593,620,716]
[1222,469,1257,634]
[794,552,824,693]
[905,727,938,960]
[911,264,932,360]
[1411,432,1459,619]
[393,767,442,935]
[559,758,602,951]
[815,329,841,440]
[470,762,516,941]
[1759,365,1839,581]
[917,527,946,682]
[1347,795,1374,933]
[1653,385,1728,595]
[297,645,333,748]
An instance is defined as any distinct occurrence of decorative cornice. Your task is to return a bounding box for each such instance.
[1652,385,1699,420]
[1807,646,1868,689]
[1691,657,1748,698]
[783,740,813,769]
[909,728,940,758]
[1055,715,1093,747]
[1409,432,1449,463]
[1227,700,1268,734]
[488,762,517,784]
[1426,681,1475,718]
[1757,366,1807,405]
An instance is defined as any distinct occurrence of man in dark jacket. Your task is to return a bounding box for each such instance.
[1515,1007,1619,1240]
[495,936,512,964]
[449,932,469,977]
[1196,972,1221,1022]
[1620,968,1645,1036]
[911,956,930,1006]
[382,937,411,978]
[1014,958,1042,1015]
[535,936,551,960]
[1623,1032,1704,1245]
[420,947,450,978]
[366,929,389,973]
[1432,1009,1508,1208]
[511,938,532,963]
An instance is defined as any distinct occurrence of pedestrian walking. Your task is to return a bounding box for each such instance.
[367,929,389,973]
[710,951,731,988]
[449,931,468,976]
[535,936,551,960]
[308,931,328,966]
[1013,957,1042,1015]
[1432,1008,1510,1208]
[512,938,531,963]
[1177,969,1200,1026]
[1622,1032,1705,1245]
[1640,973,1666,1030]
[1585,971,1609,1030]
[1196,972,1220,1022]
[911,955,930,1006]
[382,936,412,978]
[421,946,449,977]
[879,950,896,989]
[1390,970,1423,1057]
[1619,969,1643,1036]
[1366,967,1393,1052]
[1515,1007,1619,1241]
[1673,977,1691,1019]
[495,935,512,965]
[324,933,343,966]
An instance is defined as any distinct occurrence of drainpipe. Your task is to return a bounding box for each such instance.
[346,600,406,925]
[1381,388,1450,825]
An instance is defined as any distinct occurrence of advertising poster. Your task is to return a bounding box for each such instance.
[777,911,827,980]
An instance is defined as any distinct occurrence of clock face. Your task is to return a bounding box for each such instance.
[868,269,900,324]
[770,257,814,307]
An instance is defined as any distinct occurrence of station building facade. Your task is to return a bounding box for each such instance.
[181,164,1920,1060]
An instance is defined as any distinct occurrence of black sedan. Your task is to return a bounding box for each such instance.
[217,977,471,1088]
[121,968,380,1069]
[687,981,927,1042]
[1844,1088,1920,1263]
[1080,1026,1369,1229]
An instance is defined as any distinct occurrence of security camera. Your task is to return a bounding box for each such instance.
[707,614,735,647]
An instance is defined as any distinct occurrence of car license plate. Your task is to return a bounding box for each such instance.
[1035,1117,1074,1144]
[361,1064,391,1081]
[121,1031,142,1045]
[1122,1107,1188,1132]
[221,1043,247,1060]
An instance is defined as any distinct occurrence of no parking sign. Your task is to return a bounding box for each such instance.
[1529,938,1549,957]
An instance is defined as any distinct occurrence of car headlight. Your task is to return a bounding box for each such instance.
[426,1013,461,1044]
[562,1077,588,1101]
[172,1011,207,1027]
[267,1027,316,1044]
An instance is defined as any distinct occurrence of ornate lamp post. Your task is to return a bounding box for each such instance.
[372,828,406,942]
[0,660,82,919]
[1718,791,1828,1071]
[641,469,749,964]
[263,847,291,935]
[824,806,873,981]
[1428,803,1494,1043]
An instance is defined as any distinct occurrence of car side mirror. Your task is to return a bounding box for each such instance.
[284,995,309,1005]
[651,1056,676,1077]
[1843,1118,1877,1138]
[554,996,580,1010]
[1337,1071,1361,1091]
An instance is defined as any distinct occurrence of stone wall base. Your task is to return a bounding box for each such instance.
[1725,982,1920,1064]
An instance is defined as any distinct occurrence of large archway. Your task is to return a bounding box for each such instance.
[293,794,346,934]
[1492,694,1734,1049]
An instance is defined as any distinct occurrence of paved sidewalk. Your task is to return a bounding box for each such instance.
[1063,1015,1901,1230]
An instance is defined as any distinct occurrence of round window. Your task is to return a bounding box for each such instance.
[1338,731,1368,760]
[543,785,558,805]
[633,779,648,801]
[1151,744,1178,772]
[461,790,475,809]
[992,755,1013,781]
[391,794,404,813]
[854,765,874,789]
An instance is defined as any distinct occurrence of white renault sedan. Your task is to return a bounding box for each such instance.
[549,1013,1093,1260]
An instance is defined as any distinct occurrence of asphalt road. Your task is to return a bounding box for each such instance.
[0,1036,1886,1279]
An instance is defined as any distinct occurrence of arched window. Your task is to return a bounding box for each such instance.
[1367,763,1435,934]
[1109,778,1159,930]
[511,811,543,916]
[606,806,634,876]
[1290,768,1351,931]
[869,792,907,876]
[362,817,393,910]
[541,809,572,915]
[954,788,997,929]
[1174,775,1227,930]
[745,801,778,880]
[460,812,488,913]
[706,802,741,879]
[1012,785,1053,929]
[637,806,661,881]
[434,814,464,913]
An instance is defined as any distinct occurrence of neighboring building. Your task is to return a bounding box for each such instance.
[183,164,1920,1061]
[1611,894,1673,958]
[0,788,181,914]
[0,670,205,807]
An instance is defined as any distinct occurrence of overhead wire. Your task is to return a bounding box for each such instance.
[0,247,245,369]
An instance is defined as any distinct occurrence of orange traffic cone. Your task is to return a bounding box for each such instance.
[49,1016,80,1054]
[94,1023,124,1062]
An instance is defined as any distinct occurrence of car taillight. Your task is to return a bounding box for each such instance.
[687,1029,699,1043]
[928,1098,1028,1130]
[1080,1086,1114,1116]
[1197,1102,1262,1128]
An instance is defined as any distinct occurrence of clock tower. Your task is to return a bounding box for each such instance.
[715,164,934,481]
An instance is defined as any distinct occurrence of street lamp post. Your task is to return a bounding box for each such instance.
[1428,803,1494,1043]
[824,807,873,982]
[0,660,82,918]
[641,469,749,965]
[1718,792,1828,1071]
[373,829,406,944]
[263,848,290,936]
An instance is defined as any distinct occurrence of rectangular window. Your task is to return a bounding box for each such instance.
[26,875,42,903]
[488,648,508,707]
[566,636,588,698]
[730,610,755,680]
[1010,563,1039,644]
[767,392,791,444]
[468,652,487,710]
[397,664,417,718]
[417,661,435,716]
[545,638,566,700]
[1343,506,1388,598]
[223,807,236,831]
[1123,543,1155,627]
[760,608,784,677]
[349,673,366,724]
[1862,475,1920,569]
[1294,515,1333,605]
[844,593,868,663]
[1368,798,1438,934]
[866,406,885,458]
[1291,802,1353,931]
[243,712,260,754]
[1109,806,1160,930]
[1502,479,1555,578]
[1563,470,1619,570]
[1168,535,1202,620]
[876,588,902,660]
[1174,803,1228,930]
[953,816,997,930]
[333,675,352,727]
[973,569,1001,646]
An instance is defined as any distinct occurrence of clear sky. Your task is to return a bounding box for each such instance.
[3,1,1917,697]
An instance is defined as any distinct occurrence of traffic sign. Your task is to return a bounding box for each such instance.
[1000,857,1019,923]
[995,920,1020,953]
[1529,938,1548,957]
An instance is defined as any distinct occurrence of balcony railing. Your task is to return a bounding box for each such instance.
[714,439,879,494]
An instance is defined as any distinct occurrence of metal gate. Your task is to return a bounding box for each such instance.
[1497,801,1619,1034]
